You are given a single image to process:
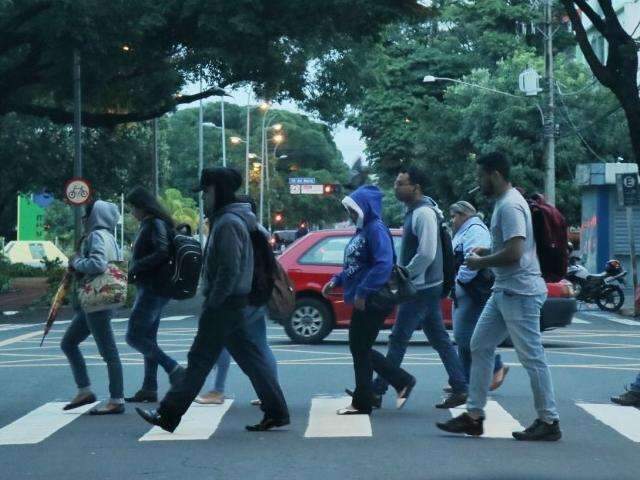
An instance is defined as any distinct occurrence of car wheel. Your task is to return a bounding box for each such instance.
[284,297,333,344]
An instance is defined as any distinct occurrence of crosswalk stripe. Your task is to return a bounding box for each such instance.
[450,401,523,439]
[0,402,98,445]
[139,400,234,441]
[304,396,372,438]
[572,318,590,324]
[577,403,640,442]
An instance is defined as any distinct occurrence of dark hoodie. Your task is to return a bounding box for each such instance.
[331,185,394,305]
[202,202,257,310]
[71,200,122,276]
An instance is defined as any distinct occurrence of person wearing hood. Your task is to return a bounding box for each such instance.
[450,201,508,391]
[123,186,185,404]
[60,200,125,415]
[371,166,468,410]
[136,167,289,433]
[323,185,416,415]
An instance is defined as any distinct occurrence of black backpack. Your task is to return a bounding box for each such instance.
[439,223,456,298]
[166,232,203,300]
[229,213,276,306]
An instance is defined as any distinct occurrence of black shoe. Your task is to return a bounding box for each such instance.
[169,366,186,387]
[63,393,97,411]
[512,419,562,441]
[245,416,290,432]
[135,408,179,433]
[396,376,417,409]
[125,390,158,403]
[89,404,125,415]
[611,388,640,407]
[436,412,484,436]
[435,392,468,409]
[345,388,382,409]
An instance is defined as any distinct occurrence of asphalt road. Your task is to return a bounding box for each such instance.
[0,303,638,480]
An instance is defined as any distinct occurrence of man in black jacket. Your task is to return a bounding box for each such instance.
[136,168,289,433]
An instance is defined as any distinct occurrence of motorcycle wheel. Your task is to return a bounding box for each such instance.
[596,285,625,312]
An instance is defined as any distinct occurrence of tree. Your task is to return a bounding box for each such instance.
[560,0,640,164]
[161,188,199,231]
[1,0,425,127]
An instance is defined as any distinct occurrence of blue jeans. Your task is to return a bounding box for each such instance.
[467,291,559,423]
[202,306,278,394]
[61,308,124,401]
[372,285,468,395]
[631,372,640,392]
[453,284,503,382]
[126,287,177,392]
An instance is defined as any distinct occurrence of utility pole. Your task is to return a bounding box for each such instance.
[245,92,251,194]
[152,118,159,196]
[221,96,227,167]
[73,49,83,244]
[543,0,556,206]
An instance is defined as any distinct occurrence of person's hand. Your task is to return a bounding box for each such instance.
[354,297,366,311]
[322,281,335,298]
[464,253,484,271]
[471,247,490,256]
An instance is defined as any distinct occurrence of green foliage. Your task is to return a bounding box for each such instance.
[161,188,199,231]
[0,253,44,278]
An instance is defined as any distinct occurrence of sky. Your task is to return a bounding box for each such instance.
[179,84,366,167]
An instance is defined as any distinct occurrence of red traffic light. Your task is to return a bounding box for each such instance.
[323,184,341,195]
[274,212,284,224]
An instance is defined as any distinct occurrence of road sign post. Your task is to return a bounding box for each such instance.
[616,173,640,316]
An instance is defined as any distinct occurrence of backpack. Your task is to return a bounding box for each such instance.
[527,193,568,282]
[166,233,203,300]
[267,260,296,320]
[426,206,456,298]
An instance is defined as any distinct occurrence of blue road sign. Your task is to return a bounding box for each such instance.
[288,177,316,185]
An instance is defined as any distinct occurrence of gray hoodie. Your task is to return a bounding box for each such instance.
[202,202,257,310]
[71,200,122,276]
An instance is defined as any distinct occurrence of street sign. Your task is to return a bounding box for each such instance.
[64,177,92,206]
[17,194,46,241]
[289,185,301,195]
[300,184,324,195]
[288,177,316,185]
[616,173,640,207]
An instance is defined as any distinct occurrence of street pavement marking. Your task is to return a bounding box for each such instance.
[0,331,42,348]
[572,318,590,324]
[450,401,523,439]
[577,403,640,443]
[139,400,234,441]
[607,318,640,326]
[304,396,372,438]
[0,401,98,445]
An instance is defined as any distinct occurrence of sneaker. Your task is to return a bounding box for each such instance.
[436,412,484,436]
[435,392,468,409]
[611,388,640,407]
[250,399,262,406]
[512,419,562,442]
[396,376,417,409]
[442,385,453,394]
[195,392,225,405]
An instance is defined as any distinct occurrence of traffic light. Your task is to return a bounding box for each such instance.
[323,184,341,195]
[274,211,284,224]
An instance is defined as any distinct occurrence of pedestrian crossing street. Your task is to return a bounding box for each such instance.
[0,396,638,446]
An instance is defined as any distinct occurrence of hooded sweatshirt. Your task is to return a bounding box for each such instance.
[71,200,122,276]
[331,185,394,305]
[202,202,256,310]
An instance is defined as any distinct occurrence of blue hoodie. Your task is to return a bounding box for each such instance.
[331,185,394,305]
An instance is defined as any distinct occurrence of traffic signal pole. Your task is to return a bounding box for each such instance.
[73,49,83,245]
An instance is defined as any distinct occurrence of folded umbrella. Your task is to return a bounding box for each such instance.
[40,272,72,347]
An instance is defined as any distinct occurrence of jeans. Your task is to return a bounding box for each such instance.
[349,305,414,413]
[205,348,231,393]
[467,291,559,423]
[125,287,177,392]
[202,306,279,394]
[372,285,468,395]
[61,308,124,401]
[453,284,503,382]
[630,372,640,392]
[159,300,289,422]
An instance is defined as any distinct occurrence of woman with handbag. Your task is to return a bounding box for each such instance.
[450,201,509,391]
[61,200,126,415]
[124,187,184,403]
[322,185,416,415]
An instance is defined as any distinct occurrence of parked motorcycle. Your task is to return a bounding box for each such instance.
[565,259,627,312]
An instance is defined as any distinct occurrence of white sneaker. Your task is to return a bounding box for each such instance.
[250,399,262,406]
[195,392,225,405]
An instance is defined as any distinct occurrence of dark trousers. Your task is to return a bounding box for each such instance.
[126,287,177,391]
[159,302,289,422]
[349,305,414,413]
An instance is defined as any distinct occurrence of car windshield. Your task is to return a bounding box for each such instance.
[299,235,402,265]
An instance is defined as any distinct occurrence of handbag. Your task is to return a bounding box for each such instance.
[368,229,417,311]
[78,262,128,313]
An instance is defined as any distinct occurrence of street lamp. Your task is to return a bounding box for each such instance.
[230,136,244,145]
[423,73,555,205]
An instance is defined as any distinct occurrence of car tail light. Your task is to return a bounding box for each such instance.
[547,280,575,298]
